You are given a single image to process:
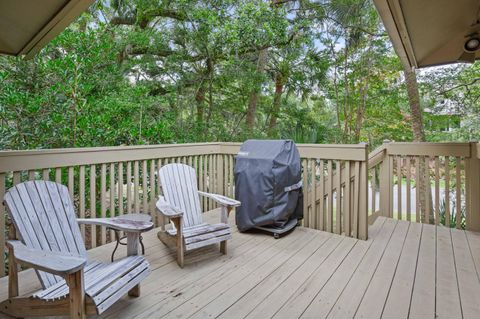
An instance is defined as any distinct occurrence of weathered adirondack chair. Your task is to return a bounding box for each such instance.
[1,181,154,319]
[156,163,241,267]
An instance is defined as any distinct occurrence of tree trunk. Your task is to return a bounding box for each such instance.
[404,68,425,142]
[195,85,205,127]
[246,49,267,132]
[354,77,367,143]
[404,67,433,223]
[343,45,350,140]
[267,72,284,137]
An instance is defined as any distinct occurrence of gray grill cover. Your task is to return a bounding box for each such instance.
[234,140,303,231]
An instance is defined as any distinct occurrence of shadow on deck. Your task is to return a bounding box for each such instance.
[1,209,480,319]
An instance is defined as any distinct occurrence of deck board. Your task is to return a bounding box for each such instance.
[381,221,422,319]
[0,213,478,319]
[436,226,462,319]
[354,220,410,319]
[409,223,436,319]
[451,228,480,319]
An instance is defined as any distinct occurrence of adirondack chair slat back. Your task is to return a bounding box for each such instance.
[4,181,86,288]
[159,164,203,228]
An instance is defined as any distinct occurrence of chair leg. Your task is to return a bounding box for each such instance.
[177,238,185,268]
[171,217,184,268]
[66,269,86,319]
[220,240,227,254]
[8,246,19,299]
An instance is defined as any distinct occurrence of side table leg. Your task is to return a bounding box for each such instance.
[110,228,121,262]
[127,232,141,297]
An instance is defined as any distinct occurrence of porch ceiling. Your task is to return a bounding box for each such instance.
[373,0,480,69]
[0,0,95,58]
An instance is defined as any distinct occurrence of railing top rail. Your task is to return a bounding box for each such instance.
[297,143,367,161]
[368,144,388,168]
[0,142,224,156]
[0,143,222,173]
[385,142,471,157]
[220,142,368,161]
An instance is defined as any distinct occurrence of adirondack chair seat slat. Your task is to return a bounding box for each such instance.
[32,256,150,314]
[34,261,106,300]
[185,233,232,251]
[166,222,229,238]
[156,163,241,267]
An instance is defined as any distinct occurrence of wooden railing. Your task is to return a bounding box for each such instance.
[297,144,369,240]
[368,141,480,232]
[0,143,235,277]
[221,143,369,240]
[3,140,480,278]
[0,142,369,277]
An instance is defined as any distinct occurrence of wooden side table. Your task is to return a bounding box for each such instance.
[107,213,153,261]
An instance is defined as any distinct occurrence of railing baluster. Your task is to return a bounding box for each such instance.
[445,156,450,227]
[415,157,420,223]
[0,173,5,277]
[42,169,49,181]
[302,159,309,227]
[229,155,234,198]
[150,159,156,221]
[100,163,107,245]
[199,155,205,211]
[28,170,35,180]
[397,156,402,220]
[389,155,394,218]
[209,154,214,209]
[55,168,62,184]
[142,160,148,213]
[79,166,85,238]
[406,157,411,221]
[157,159,166,228]
[425,156,431,224]
[456,157,462,229]
[156,159,162,197]
[134,161,140,213]
[353,161,361,238]
[127,161,132,214]
[68,167,74,200]
[435,157,440,225]
[217,154,224,197]
[327,160,333,232]
[319,160,325,231]
[371,166,376,215]
[12,172,20,186]
[344,161,351,237]
[309,159,316,229]
[118,162,124,217]
[335,160,342,235]
[110,163,116,240]
[90,165,96,248]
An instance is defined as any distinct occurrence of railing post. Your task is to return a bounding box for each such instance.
[466,142,480,231]
[358,143,369,240]
[379,140,393,218]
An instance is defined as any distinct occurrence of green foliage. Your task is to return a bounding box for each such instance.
[0,0,479,151]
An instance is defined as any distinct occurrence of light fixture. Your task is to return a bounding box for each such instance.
[464,35,480,52]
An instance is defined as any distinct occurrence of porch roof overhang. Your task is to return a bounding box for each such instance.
[0,0,95,59]
[373,0,480,69]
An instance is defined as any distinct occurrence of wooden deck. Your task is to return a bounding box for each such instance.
[1,210,480,319]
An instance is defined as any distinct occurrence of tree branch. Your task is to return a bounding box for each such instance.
[439,78,480,94]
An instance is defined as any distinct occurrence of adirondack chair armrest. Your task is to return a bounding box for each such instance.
[77,217,154,233]
[155,196,184,218]
[6,240,87,277]
[197,191,241,208]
